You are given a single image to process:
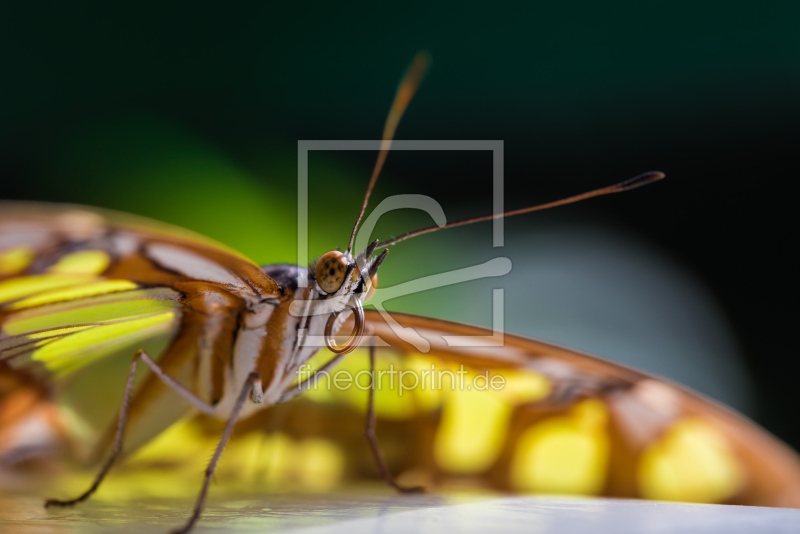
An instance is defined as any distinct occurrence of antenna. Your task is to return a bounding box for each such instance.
[376,171,665,248]
[346,51,431,254]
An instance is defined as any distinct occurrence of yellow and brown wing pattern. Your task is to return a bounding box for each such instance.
[182,309,800,508]
[0,201,279,459]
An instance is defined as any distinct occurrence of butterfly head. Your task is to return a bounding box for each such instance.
[312,239,387,303]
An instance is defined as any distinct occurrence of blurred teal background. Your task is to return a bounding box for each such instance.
[1,3,798,447]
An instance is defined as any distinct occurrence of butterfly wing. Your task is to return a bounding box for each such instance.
[362,310,800,507]
[0,201,279,461]
[181,309,800,507]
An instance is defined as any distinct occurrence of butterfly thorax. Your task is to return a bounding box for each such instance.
[216,246,383,419]
[211,264,325,419]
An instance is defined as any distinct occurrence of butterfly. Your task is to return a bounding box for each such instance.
[1,52,799,534]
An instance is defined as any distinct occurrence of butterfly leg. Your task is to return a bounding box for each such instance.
[44,349,216,508]
[44,350,142,507]
[365,340,424,493]
[171,371,260,534]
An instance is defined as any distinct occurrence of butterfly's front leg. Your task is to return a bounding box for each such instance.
[171,371,260,534]
[364,336,424,494]
[44,348,217,508]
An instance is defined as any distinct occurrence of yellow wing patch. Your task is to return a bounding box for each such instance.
[1,281,183,378]
[32,311,179,377]
[8,280,139,310]
[48,250,110,275]
[0,249,114,304]
[433,368,550,475]
[0,246,35,275]
[638,417,745,503]
[4,298,181,335]
[0,274,96,304]
[434,385,515,474]
[510,399,610,495]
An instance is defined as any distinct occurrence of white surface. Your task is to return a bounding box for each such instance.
[1,492,798,533]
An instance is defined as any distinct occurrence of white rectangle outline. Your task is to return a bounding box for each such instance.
[297,140,505,349]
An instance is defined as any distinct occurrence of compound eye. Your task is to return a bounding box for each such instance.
[364,273,378,302]
[315,251,348,293]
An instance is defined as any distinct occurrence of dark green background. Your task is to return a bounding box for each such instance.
[2,3,799,448]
